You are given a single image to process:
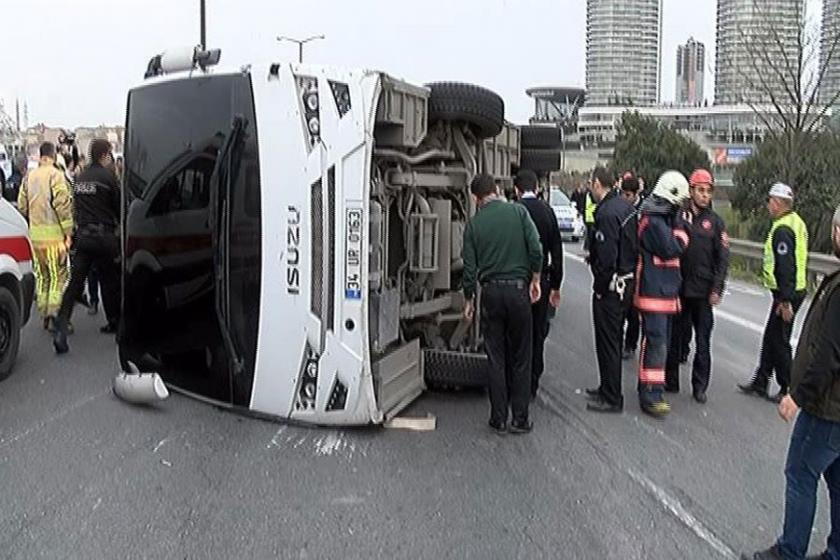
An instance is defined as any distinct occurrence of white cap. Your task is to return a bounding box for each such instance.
[769,182,794,200]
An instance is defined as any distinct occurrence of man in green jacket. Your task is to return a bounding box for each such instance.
[742,203,840,560]
[462,174,543,435]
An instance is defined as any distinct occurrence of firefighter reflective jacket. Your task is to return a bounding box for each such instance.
[17,162,74,244]
[634,198,689,314]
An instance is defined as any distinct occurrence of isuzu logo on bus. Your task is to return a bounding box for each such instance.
[287,206,301,295]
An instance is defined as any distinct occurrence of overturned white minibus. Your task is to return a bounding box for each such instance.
[118,48,520,425]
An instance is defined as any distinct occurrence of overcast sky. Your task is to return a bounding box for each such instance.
[0,0,821,128]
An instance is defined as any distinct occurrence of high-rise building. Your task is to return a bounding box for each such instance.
[586,0,662,107]
[715,0,803,105]
[821,0,840,105]
[676,38,705,105]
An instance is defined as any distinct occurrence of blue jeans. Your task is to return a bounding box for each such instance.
[777,411,840,559]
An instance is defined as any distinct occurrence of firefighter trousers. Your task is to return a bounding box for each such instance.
[32,241,68,320]
[639,312,672,403]
[666,298,714,394]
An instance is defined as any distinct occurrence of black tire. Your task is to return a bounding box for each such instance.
[423,349,488,389]
[426,82,504,140]
[0,286,21,381]
[520,148,563,174]
[520,125,563,149]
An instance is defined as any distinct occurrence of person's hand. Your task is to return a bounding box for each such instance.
[463,300,474,322]
[709,292,721,306]
[778,394,800,422]
[64,235,72,251]
[549,289,562,309]
[529,280,542,304]
[777,302,794,323]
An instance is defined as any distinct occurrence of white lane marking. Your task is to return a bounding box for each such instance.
[153,437,170,453]
[0,389,109,450]
[92,497,103,511]
[726,284,765,297]
[267,425,287,449]
[625,468,738,559]
[314,432,347,456]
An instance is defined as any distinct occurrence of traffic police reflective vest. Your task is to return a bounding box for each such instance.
[584,192,596,225]
[763,212,808,292]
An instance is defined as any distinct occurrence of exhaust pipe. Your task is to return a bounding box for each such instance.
[113,361,170,404]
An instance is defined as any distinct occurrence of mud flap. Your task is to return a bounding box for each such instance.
[372,338,424,420]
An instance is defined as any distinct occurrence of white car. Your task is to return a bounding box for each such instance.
[549,188,585,242]
[0,198,35,381]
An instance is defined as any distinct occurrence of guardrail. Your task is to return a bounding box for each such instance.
[729,238,839,276]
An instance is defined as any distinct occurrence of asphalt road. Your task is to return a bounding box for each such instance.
[0,251,828,560]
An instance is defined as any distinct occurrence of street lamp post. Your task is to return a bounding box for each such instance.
[276,35,326,63]
[200,0,206,50]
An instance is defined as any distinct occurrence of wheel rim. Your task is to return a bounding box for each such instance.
[0,308,11,357]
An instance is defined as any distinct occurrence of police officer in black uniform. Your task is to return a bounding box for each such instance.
[586,167,639,413]
[514,169,564,399]
[665,169,730,403]
[619,172,642,360]
[53,139,121,354]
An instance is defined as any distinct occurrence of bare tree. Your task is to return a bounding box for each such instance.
[724,0,840,182]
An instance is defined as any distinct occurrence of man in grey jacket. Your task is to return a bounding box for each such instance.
[743,204,840,560]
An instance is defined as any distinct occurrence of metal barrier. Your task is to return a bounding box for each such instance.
[729,238,838,276]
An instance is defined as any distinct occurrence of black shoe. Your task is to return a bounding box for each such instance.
[100,322,118,334]
[767,389,788,404]
[509,420,533,434]
[741,545,783,559]
[53,326,69,354]
[693,390,708,404]
[87,302,99,316]
[585,387,602,399]
[488,420,506,435]
[587,398,623,413]
[738,381,769,399]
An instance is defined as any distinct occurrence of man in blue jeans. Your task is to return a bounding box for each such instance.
[744,203,840,559]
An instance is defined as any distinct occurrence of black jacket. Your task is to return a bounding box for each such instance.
[771,225,801,302]
[519,195,564,290]
[681,206,730,299]
[571,189,587,217]
[791,271,840,421]
[590,189,637,295]
[72,163,120,231]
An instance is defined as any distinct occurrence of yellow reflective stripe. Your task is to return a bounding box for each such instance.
[30,224,66,241]
[59,219,73,233]
[585,193,596,224]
